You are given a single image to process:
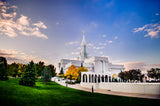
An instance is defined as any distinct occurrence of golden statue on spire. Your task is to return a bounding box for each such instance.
[83,31,85,35]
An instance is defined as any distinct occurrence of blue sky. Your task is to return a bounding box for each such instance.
[0,0,160,72]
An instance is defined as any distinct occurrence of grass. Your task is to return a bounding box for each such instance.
[0,78,160,106]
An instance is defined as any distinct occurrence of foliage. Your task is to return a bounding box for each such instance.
[35,61,45,77]
[41,66,52,82]
[0,57,8,80]
[19,61,36,86]
[77,66,88,82]
[65,65,88,81]
[8,62,19,77]
[128,69,141,81]
[118,69,141,82]
[47,64,56,77]
[65,65,77,80]
[147,68,160,79]
[60,67,64,75]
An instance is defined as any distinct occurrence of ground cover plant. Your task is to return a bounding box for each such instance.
[0,78,160,106]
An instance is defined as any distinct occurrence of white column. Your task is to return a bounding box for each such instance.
[107,76,109,82]
[104,76,105,82]
[90,75,92,83]
[111,76,112,82]
[100,75,102,82]
[87,74,89,83]
[81,73,83,82]
[96,75,98,83]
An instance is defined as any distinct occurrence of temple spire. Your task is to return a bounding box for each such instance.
[80,31,87,61]
[81,31,86,46]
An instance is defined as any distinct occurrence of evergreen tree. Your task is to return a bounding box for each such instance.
[41,67,52,82]
[47,64,56,77]
[0,57,8,80]
[35,61,45,77]
[60,67,64,75]
[81,63,83,67]
[19,61,36,86]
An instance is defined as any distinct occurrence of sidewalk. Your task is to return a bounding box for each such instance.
[52,78,160,100]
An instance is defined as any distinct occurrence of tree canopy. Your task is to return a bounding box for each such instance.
[118,69,142,82]
[0,57,8,80]
[19,61,36,86]
[65,65,88,81]
[147,68,160,80]
[41,66,52,82]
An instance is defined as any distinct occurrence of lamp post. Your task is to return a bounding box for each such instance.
[92,85,94,93]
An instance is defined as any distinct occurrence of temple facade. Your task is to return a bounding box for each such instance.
[58,32,125,82]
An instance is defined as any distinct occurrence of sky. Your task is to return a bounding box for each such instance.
[0,0,160,73]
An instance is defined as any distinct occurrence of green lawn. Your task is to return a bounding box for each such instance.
[0,78,159,106]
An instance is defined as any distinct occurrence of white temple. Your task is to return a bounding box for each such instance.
[58,32,125,82]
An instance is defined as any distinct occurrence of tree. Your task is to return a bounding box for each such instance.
[36,61,45,77]
[47,64,56,77]
[118,71,130,82]
[60,67,64,75]
[19,61,36,86]
[41,67,52,82]
[0,57,8,80]
[65,65,88,82]
[8,62,19,77]
[65,65,77,80]
[17,63,26,77]
[118,69,142,82]
[77,66,88,82]
[147,68,160,80]
[81,63,83,67]
[118,71,125,81]
[129,69,141,81]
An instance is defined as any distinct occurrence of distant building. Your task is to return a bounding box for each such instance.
[58,32,125,82]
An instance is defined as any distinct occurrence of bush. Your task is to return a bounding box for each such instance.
[19,61,36,86]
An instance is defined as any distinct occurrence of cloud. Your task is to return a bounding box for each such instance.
[93,46,105,50]
[0,49,48,64]
[133,24,148,33]
[114,36,118,39]
[123,61,160,73]
[76,47,81,50]
[133,23,160,38]
[71,52,79,55]
[155,13,159,16]
[0,1,48,39]
[88,43,94,47]
[65,41,79,45]
[17,15,29,26]
[102,34,107,38]
[99,51,103,55]
[123,61,147,71]
[56,22,60,25]
[90,22,98,28]
[33,21,47,29]
[107,40,113,44]
[148,64,160,68]
[99,43,107,46]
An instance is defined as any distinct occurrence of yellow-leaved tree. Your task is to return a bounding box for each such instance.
[65,65,88,82]
[77,67,88,82]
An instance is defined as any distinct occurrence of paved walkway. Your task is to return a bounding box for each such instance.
[52,78,160,100]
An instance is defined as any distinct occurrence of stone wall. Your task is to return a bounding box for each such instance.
[80,82,160,95]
